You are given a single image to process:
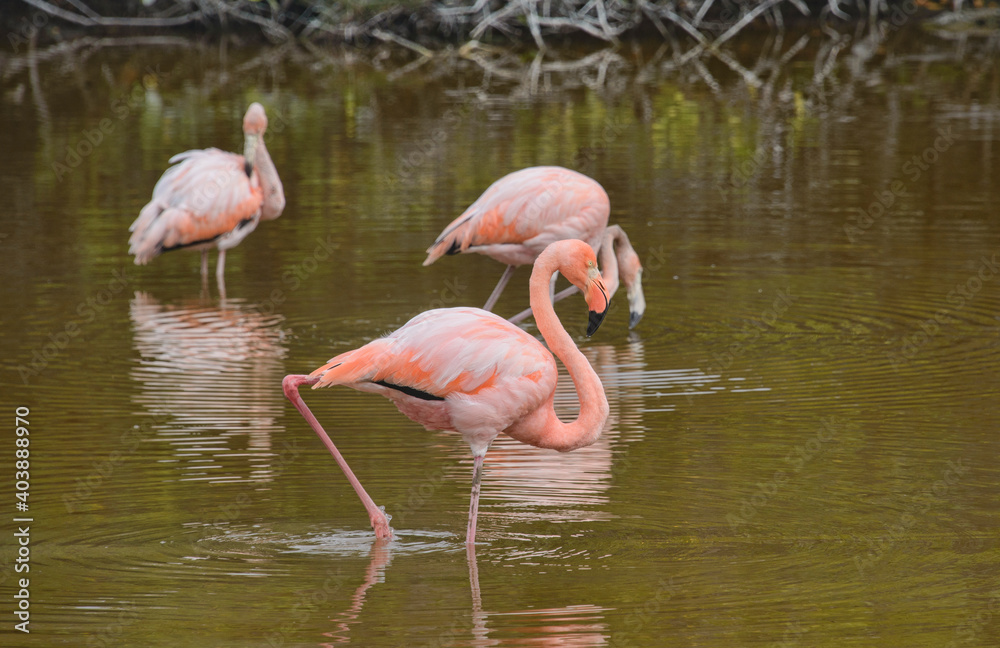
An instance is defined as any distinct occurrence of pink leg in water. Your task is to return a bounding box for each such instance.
[482,265,517,312]
[282,374,392,539]
[466,454,485,546]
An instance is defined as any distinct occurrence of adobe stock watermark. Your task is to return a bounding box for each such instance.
[607,577,680,647]
[943,589,1000,648]
[390,465,448,529]
[16,267,134,385]
[886,251,998,372]
[6,10,48,53]
[852,457,969,579]
[183,437,303,558]
[263,567,350,647]
[52,64,171,182]
[727,416,840,532]
[845,126,955,243]
[63,412,169,512]
[84,603,139,648]
[767,622,807,648]
[870,0,920,42]
[573,114,630,172]
[383,100,478,188]
[705,286,798,374]
[722,144,769,190]
[247,234,338,318]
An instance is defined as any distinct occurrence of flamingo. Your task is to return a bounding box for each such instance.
[282,239,611,545]
[128,102,285,287]
[423,166,645,328]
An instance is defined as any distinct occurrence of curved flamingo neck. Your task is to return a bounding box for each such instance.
[526,248,609,452]
[598,228,621,299]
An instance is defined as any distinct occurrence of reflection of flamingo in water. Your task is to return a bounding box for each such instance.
[317,541,393,646]
[314,539,609,647]
[465,543,611,648]
[423,166,646,328]
[283,240,611,545]
[474,339,647,531]
[128,103,285,293]
[129,292,287,483]
[307,337,645,646]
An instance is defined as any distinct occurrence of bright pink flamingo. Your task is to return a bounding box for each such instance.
[128,102,285,285]
[282,239,611,545]
[423,166,645,327]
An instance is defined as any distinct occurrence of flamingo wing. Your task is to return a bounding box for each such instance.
[423,167,610,267]
[129,148,264,263]
[310,307,557,435]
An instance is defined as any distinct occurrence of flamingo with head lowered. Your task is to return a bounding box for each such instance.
[282,239,611,545]
[128,102,285,288]
[423,166,645,328]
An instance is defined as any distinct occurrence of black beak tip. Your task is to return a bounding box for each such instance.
[244,160,253,178]
[587,309,607,337]
[629,311,643,329]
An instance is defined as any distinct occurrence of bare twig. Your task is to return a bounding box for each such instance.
[62,0,100,19]
[692,0,717,27]
[471,1,525,39]
[372,28,433,58]
[21,0,203,27]
[714,0,808,49]
[211,0,294,42]
[522,0,547,50]
[828,0,851,20]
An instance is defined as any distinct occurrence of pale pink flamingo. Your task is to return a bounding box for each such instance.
[282,239,610,545]
[128,102,285,286]
[423,166,645,327]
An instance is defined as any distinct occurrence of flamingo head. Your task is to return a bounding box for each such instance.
[242,103,269,177]
[552,239,609,337]
[584,263,610,337]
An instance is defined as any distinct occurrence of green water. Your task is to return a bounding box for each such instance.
[1,30,999,647]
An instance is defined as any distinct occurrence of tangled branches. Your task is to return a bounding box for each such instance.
[10,0,966,51]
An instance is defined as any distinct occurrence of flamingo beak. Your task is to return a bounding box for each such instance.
[243,133,259,178]
[627,269,646,329]
[585,268,609,337]
[588,308,607,337]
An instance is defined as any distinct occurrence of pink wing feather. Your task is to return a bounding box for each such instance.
[424,167,610,267]
[129,148,264,263]
[310,308,557,438]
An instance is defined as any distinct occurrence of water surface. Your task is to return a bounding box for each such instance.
[1,28,999,647]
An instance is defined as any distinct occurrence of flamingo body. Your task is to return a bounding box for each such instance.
[311,307,557,456]
[424,166,609,267]
[128,102,285,282]
[284,239,611,543]
[424,166,645,327]
[129,149,264,260]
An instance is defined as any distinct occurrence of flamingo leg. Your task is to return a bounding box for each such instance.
[507,285,579,325]
[482,265,517,312]
[216,249,226,281]
[215,250,228,300]
[282,374,393,539]
[200,250,209,279]
[466,453,486,546]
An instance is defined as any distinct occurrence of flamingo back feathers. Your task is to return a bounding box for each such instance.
[309,308,558,439]
[424,167,610,268]
[129,148,264,263]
